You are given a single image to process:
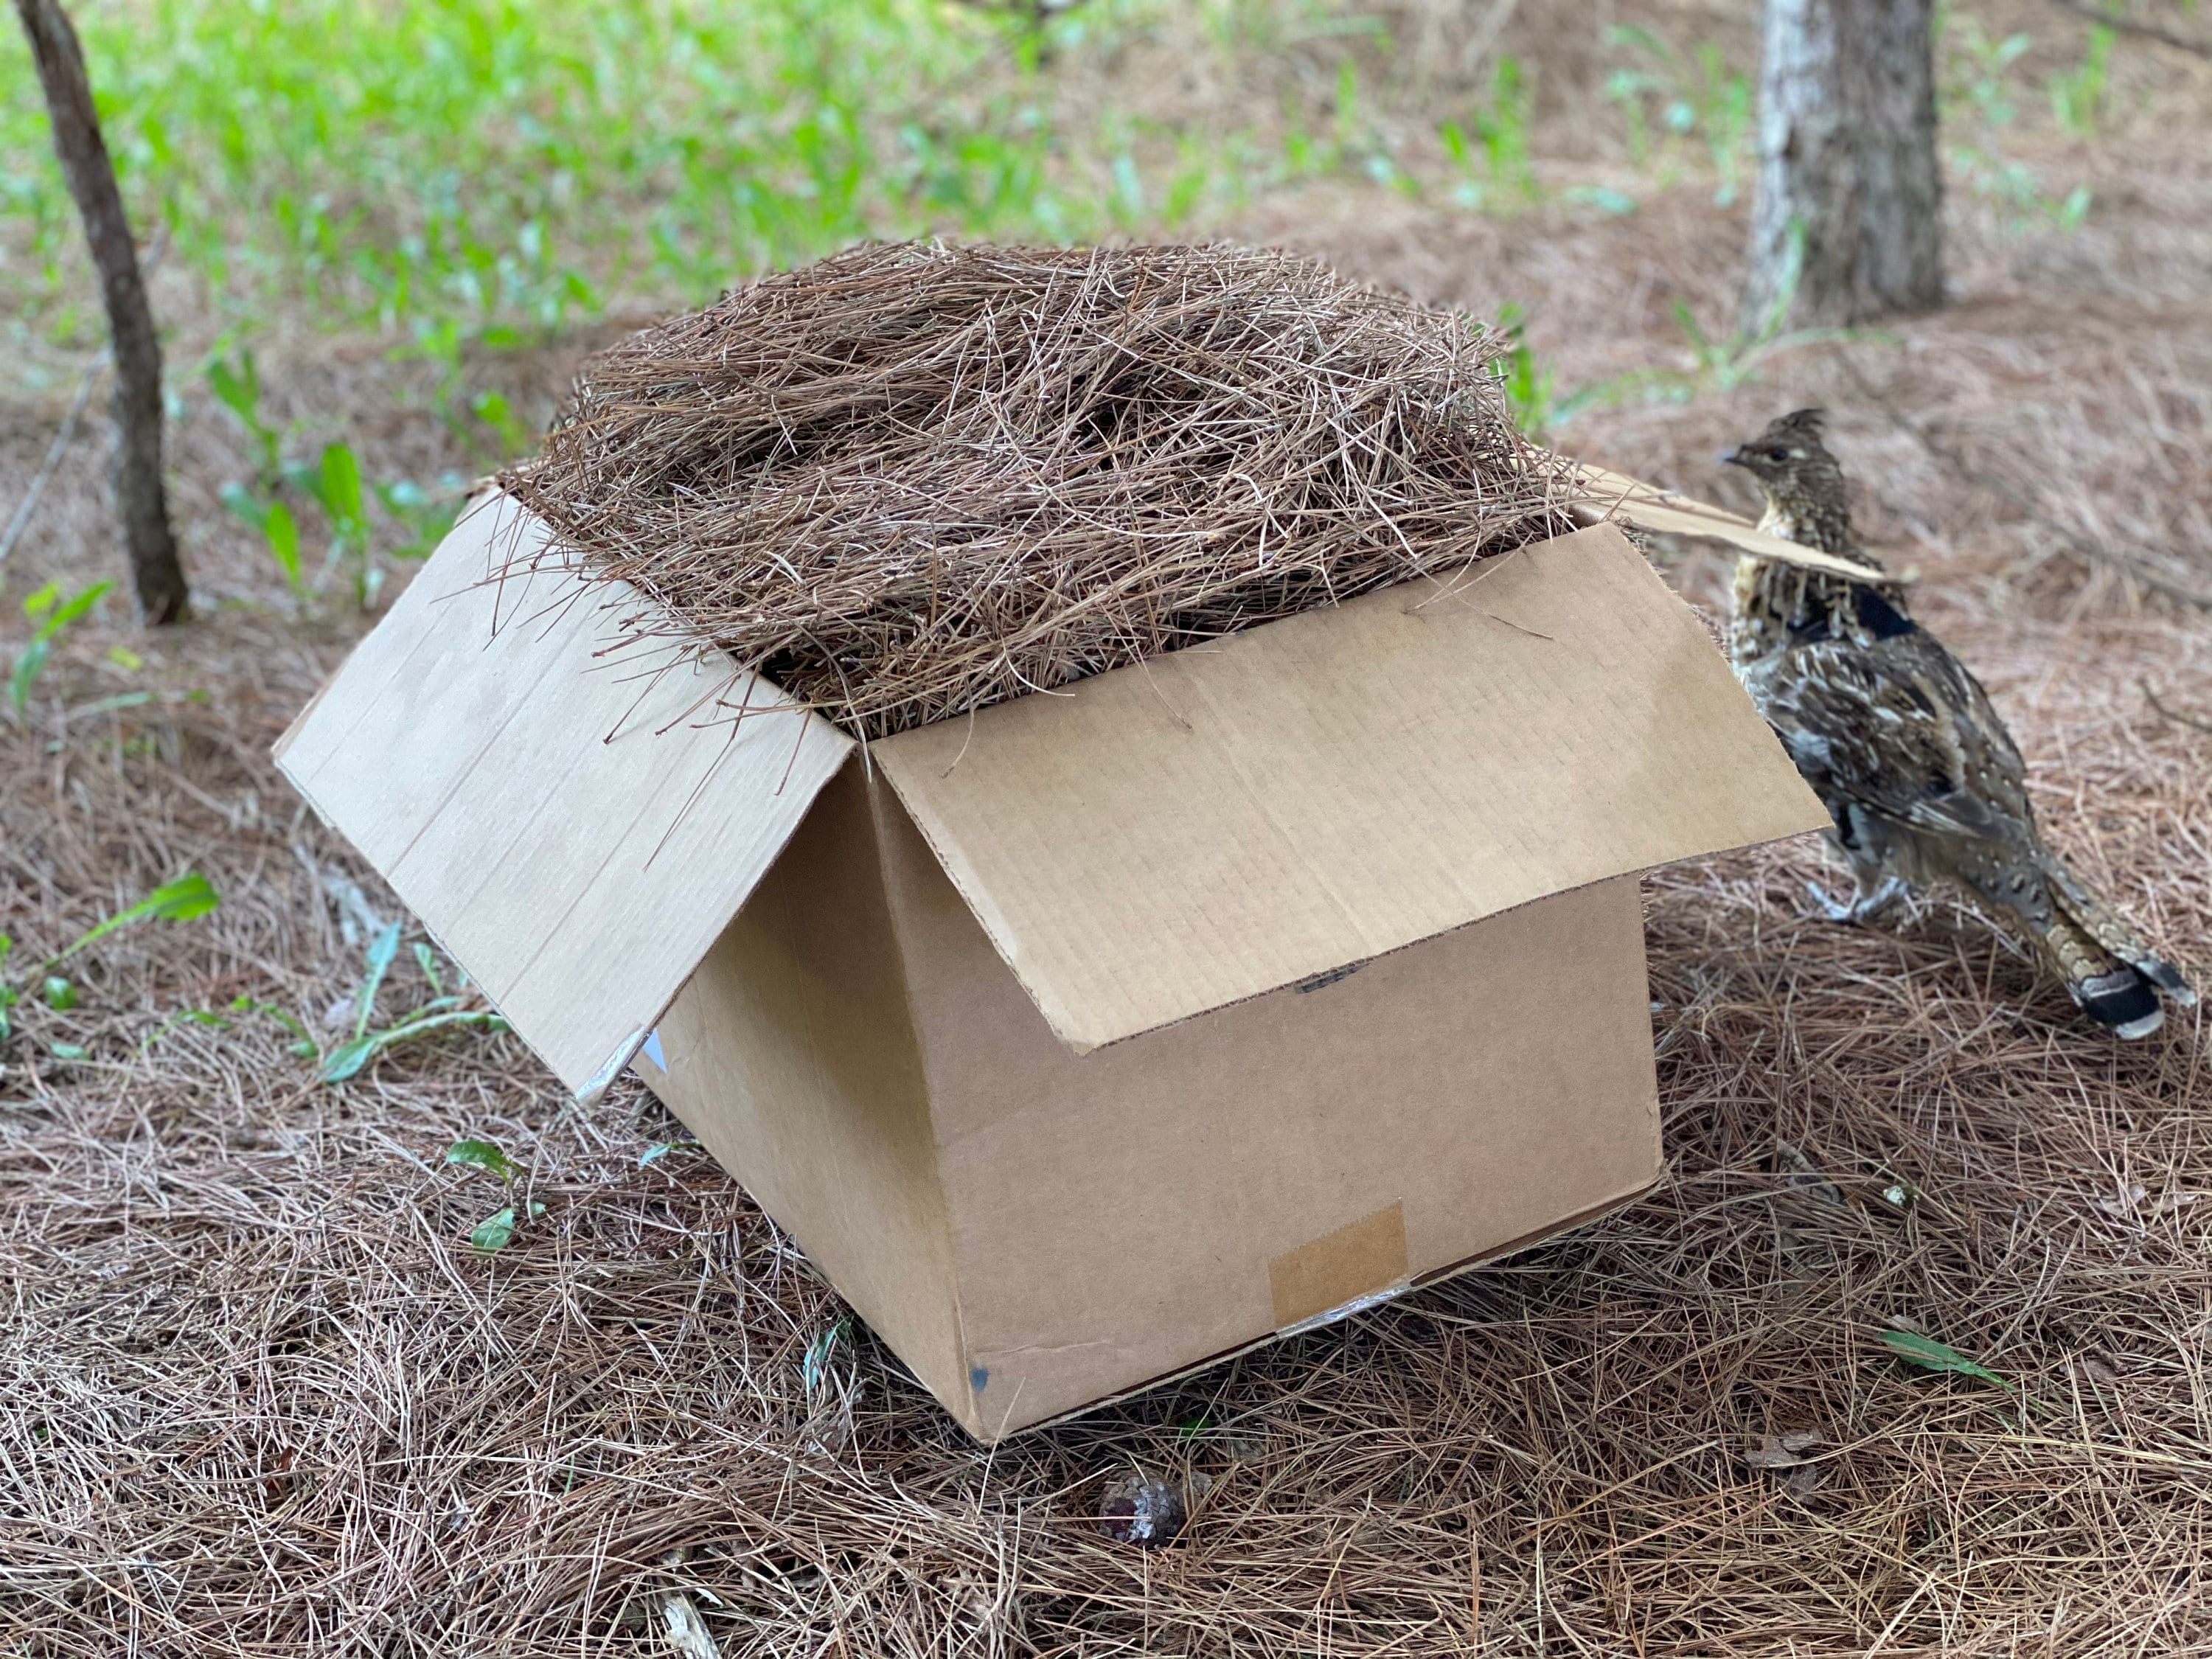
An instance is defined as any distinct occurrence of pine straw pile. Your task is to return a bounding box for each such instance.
[497,240,1573,738]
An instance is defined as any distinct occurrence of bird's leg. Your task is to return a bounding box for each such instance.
[1847,873,1910,922]
[1804,866,1907,925]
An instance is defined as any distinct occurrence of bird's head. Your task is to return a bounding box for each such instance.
[1718,408,1852,551]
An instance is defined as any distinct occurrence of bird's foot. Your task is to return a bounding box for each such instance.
[1804,876,1907,925]
[1804,881,1857,923]
[1848,876,1910,923]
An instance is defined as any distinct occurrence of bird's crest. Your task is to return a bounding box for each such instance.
[1763,408,1829,446]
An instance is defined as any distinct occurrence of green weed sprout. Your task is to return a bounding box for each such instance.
[1439,57,1539,210]
[8,580,111,719]
[319,922,507,1084]
[1,872,223,1046]
[1944,16,2096,232]
[445,1137,542,1251]
[206,348,282,484]
[1486,303,1610,442]
[1603,27,1755,206]
[2050,24,2114,136]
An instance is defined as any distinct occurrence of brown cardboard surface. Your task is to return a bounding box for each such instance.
[1567,461,1899,583]
[866,767,1663,1437]
[634,762,967,1398]
[273,492,854,1096]
[872,523,1826,1054]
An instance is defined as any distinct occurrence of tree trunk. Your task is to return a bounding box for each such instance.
[1744,0,1945,332]
[14,0,188,623]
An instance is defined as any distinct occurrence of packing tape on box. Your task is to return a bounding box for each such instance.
[1268,1201,1411,1334]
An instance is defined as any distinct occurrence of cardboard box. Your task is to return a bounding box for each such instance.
[276,490,1826,1440]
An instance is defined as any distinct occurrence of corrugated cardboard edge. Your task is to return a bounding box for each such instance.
[1565,459,1899,584]
[979,1175,1661,1443]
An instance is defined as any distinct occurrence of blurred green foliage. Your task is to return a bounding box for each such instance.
[0,0,1097,351]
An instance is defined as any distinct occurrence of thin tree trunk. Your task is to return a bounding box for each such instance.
[1744,0,1944,332]
[14,0,188,623]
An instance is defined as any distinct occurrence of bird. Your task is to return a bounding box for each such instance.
[1719,408,2193,1039]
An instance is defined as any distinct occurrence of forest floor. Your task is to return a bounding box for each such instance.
[4,3,2212,1655]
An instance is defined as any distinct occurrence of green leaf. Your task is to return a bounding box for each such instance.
[206,349,260,424]
[801,1318,851,1392]
[1882,1329,2012,1390]
[74,690,160,716]
[7,639,49,717]
[1564,184,1638,215]
[317,1033,378,1082]
[41,976,75,1011]
[317,1008,508,1086]
[23,580,60,620]
[35,580,112,641]
[49,1042,88,1061]
[412,942,444,998]
[106,645,143,672]
[263,500,302,590]
[58,872,223,959]
[445,1138,519,1180]
[353,920,402,1038]
[218,479,269,531]
[470,1206,518,1251]
[318,442,366,534]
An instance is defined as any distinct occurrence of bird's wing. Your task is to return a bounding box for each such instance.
[1759,632,2033,844]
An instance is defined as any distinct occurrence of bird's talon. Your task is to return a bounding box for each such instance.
[1803,881,1856,923]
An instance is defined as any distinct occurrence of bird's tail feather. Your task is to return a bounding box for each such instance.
[2034,856,2194,1038]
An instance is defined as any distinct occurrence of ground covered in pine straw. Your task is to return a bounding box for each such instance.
[7,15,2212,1659]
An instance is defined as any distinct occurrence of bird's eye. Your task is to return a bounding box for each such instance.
[1766,447,1790,462]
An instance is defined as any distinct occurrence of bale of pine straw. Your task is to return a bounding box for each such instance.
[498,240,1579,739]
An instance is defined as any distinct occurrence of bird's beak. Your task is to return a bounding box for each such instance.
[1716,445,1746,467]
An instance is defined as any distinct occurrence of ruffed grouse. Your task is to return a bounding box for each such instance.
[1722,408,2192,1038]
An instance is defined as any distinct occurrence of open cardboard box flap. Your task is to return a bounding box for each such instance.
[273,492,854,1098]
[274,487,1828,1092]
[872,522,1826,1053]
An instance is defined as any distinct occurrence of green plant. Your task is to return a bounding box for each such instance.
[0,872,222,1044]
[58,871,222,959]
[1882,1329,2013,1391]
[319,922,507,1084]
[1943,15,2093,232]
[1439,56,1538,209]
[0,0,1100,353]
[2049,23,2115,135]
[220,484,304,594]
[142,992,316,1055]
[802,1317,854,1394]
[1486,302,1610,442]
[297,442,379,605]
[7,580,111,718]
[205,347,282,484]
[1603,27,1755,205]
[445,1137,543,1251]
[1661,292,1856,397]
[374,476,467,560]
[467,392,532,457]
